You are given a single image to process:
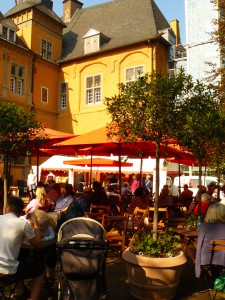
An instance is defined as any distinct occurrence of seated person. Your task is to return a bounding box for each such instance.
[121,182,132,196]
[46,183,61,203]
[194,185,207,202]
[0,197,45,300]
[179,184,193,209]
[73,188,92,213]
[56,200,85,231]
[193,193,211,218]
[127,187,149,215]
[34,210,56,282]
[158,185,173,208]
[89,181,108,206]
[48,183,74,228]
[25,186,50,214]
[195,202,225,278]
[211,186,220,203]
[106,185,121,215]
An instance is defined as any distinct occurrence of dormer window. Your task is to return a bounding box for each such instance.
[83,29,100,54]
[1,26,16,42]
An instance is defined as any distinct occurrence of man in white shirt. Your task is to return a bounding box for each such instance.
[0,197,44,300]
[27,169,37,199]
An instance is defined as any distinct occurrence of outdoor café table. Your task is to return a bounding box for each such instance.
[173,227,198,263]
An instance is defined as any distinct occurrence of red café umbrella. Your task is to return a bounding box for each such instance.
[63,157,133,167]
[54,126,197,193]
[33,127,76,181]
[77,142,197,190]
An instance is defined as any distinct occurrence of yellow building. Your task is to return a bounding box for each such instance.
[1,0,180,134]
[0,0,181,183]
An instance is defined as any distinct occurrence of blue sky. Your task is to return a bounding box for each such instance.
[0,0,185,43]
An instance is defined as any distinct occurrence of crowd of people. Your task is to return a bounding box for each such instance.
[1,171,225,298]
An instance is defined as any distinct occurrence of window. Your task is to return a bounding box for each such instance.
[2,26,16,42]
[83,29,101,54]
[84,35,100,54]
[86,75,101,104]
[41,39,52,60]
[60,83,67,109]
[2,26,7,39]
[10,63,25,95]
[125,66,144,84]
[41,87,48,103]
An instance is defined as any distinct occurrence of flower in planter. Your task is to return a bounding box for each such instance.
[129,228,181,258]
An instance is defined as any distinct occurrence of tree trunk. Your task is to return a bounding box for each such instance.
[197,162,202,217]
[3,154,9,214]
[153,141,160,241]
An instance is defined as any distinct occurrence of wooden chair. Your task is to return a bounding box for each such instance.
[102,214,129,254]
[90,204,111,214]
[128,207,149,246]
[131,207,149,231]
[85,211,105,223]
[201,240,225,300]
[149,207,169,230]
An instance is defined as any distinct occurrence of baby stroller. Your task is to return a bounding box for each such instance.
[57,217,108,300]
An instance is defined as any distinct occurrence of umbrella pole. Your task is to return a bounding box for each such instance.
[90,152,93,188]
[139,157,143,187]
[36,146,40,183]
[118,143,122,195]
[178,156,181,197]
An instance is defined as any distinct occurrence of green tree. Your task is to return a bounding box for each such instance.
[104,70,189,240]
[174,78,222,214]
[0,103,44,212]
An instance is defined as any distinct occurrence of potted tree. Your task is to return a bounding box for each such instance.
[122,228,186,299]
[104,70,190,299]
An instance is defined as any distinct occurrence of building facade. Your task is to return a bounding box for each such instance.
[1,0,180,135]
[185,0,219,81]
[0,0,180,183]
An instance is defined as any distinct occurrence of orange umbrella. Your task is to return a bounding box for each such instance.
[33,127,76,181]
[63,157,133,167]
[54,126,196,192]
[37,127,76,148]
[54,126,116,147]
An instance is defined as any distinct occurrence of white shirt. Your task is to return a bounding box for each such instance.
[0,213,35,274]
[27,173,37,186]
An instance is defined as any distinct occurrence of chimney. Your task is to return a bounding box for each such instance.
[63,0,83,23]
[41,0,53,10]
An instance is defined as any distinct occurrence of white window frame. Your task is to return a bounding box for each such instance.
[41,86,48,103]
[84,35,100,54]
[41,39,52,60]
[60,82,68,109]
[125,65,144,84]
[10,63,25,95]
[85,74,102,105]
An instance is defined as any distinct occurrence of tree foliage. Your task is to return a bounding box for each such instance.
[0,103,44,212]
[0,103,43,156]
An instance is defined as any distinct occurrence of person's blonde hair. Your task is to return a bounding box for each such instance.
[35,186,47,204]
[205,203,225,223]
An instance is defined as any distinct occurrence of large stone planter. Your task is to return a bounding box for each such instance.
[122,248,187,300]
